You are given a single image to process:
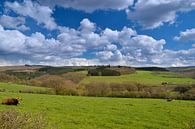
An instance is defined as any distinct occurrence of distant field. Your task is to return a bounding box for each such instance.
[0,92,195,129]
[0,82,53,93]
[81,71,195,85]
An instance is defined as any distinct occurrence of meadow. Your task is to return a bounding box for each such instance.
[81,71,195,85]
[0,82,53,93]
[0,66,195,129]
[0,91,195,129]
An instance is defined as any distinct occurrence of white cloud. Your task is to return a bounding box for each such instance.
[79,18,96,32]
[0,18,194,67]
[174,28,195,41]
[121,35,165,53]
[5,0,57,30]
[127,0,195,29]
[0,15,29,31]
[0,25,26,53]
[38,0,134,13]
[151,49,195,67]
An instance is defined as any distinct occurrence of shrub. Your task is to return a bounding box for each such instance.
[174,86,191,94]
[88,69,120,76]
[85,82,111,96]
[123,83,139,91]
[0,73,21,83]
[110,83,125,92]
[31,75,78,95]
[54,80,78,96]
[108,67,136,75]
[39,67,74,75]
[19,88,55,95]
[0,88,6,92]
[0,110,46,129]
[62,72,86,83]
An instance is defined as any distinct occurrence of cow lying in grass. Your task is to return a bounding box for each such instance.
[1,97,22,105]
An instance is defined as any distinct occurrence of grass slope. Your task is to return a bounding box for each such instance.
[0,82,52,93]
[0,93,195,129]
[81,71,195,85]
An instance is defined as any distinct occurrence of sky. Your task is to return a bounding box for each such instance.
[0,0,195,67]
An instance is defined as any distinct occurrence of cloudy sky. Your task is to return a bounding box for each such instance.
[0,0,195,66]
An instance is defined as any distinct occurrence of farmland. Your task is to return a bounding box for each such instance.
[80,70,195,85]
[0,91,195,129]
[0,66,195,129]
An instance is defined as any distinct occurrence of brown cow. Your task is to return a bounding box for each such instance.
[1,97,22,105]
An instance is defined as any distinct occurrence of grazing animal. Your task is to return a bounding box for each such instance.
[1,97,22,105]
[162,82,168,85]
[167,98,173,102]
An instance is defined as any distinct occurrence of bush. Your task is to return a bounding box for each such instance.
[174,86,191,94]
[19,88,55,95]
[53,80,78,96]
[123,83,139,91]
[88,69,120,76]
[108,67,136,75]
[85,82,111,96]
[0,110,46,129]
[39,67,74,75]
[0,73,21,83]
[0,88,6,92]
[62,72,86,83]
[31,75,78,95]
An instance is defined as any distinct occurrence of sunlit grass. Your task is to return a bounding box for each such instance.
[81,70,195,85]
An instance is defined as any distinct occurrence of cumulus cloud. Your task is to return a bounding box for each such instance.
[127,0,195,29]
[38,0,134,13]
[174,28,195,41]
[79,18,96,32]
[0,18,194,67]
[0,15,29,31]
[151,48,195,67]
[5,0,57,30]
[0,25,26,53]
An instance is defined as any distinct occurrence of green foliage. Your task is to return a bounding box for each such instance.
[109,67,136,75]
[135,67,168,71]
[5,70,43,80]
[88,68,121,76]
[39,67,75,75]
[174,86,191,94]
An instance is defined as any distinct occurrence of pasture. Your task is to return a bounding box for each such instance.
[81,71,195,85]
[0,67,195,129]
[0,92,195,129]
[0,82,53,94]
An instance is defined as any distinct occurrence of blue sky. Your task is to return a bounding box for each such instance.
[0,0,195,66]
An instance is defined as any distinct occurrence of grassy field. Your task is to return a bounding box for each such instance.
[0,82,52,93]
[0,92,195,129]
[81,71,195,85]
[0,72,195,129]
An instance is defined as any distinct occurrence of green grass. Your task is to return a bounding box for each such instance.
[0,92,195,129]
[81,70,195,85]
[0,82,52,93]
